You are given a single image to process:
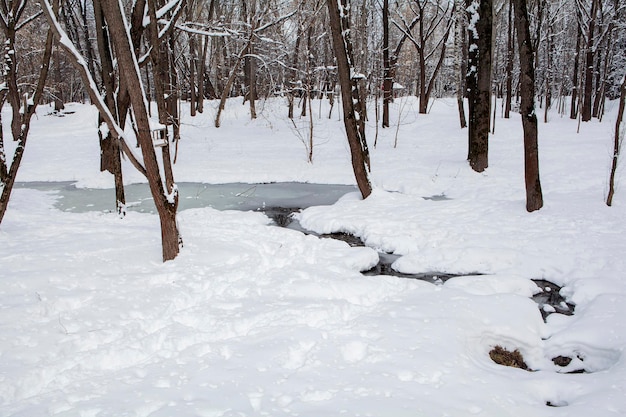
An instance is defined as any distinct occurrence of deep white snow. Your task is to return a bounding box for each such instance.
[1,96,625,416]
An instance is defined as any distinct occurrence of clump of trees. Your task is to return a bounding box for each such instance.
[1,0,625,260]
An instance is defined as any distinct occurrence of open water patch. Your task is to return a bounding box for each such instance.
[532,279,575,320]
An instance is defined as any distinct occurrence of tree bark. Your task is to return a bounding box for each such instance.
[94,0,125,214]
[512,0,543,212]
[466,0,492,172]
[101,0,181,261]
[190,34,197,117]
[326,0,372,199]
[606,73,625,206]
[455,0,468,128]
[504,0,513,119]
[581,0,599,122]
[288,25,302,119]
[197,36,208,112]
[382,0,391,128]
[570,21,582,120]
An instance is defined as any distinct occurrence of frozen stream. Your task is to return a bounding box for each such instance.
[15,181,357,214]
[15,181,573,320]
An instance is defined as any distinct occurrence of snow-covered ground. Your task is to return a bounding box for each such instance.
[1,96,625,416]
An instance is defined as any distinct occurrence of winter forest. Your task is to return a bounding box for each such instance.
[1,0,626,416]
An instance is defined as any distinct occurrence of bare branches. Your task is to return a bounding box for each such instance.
[40,0,147,178]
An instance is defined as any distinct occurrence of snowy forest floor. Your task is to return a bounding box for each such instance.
[1,96,625,416]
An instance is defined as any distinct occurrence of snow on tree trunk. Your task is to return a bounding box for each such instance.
[466,0,492,173]
[327,0,372,199]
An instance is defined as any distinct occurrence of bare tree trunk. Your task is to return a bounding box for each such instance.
[288,25,302,119]
[606,73,625,206]
[593,20,614,120]
[423,25,452,113]
[326,0,372,199]
[455,0,467,128]
[382,0,391,128]
[513,0,543,212]
[504,0,513,119]
[197,36,208,112]
[102,0,181,261]
[570,22,582,120]
[190,34,197,117]
[466,0,492,172]
[215,40,250,127]
[94,0,125,214]
[544,12,553,124]
[248,32,258,120]
[581,0,599,122]
[302,24,317,119]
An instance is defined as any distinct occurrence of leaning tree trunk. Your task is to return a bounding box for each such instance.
[513,0,543,212]
[103,0,181,261]
[466,0,492,172]
[606,73,625,206]
[327,0,372,199]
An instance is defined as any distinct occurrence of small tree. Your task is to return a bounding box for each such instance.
[326,0,372,199]
[606,73,625,206]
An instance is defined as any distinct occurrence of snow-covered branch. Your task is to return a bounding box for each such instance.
[40,0,147,178]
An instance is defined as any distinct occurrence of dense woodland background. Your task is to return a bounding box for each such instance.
[6,0,624,117]
[0,0,625,260]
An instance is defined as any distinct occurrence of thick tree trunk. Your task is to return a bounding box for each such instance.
[513,0,543,212]
[581,0,598,122]
[606,74,625,206]
[466,0,492,172]
[326,0,372,199]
